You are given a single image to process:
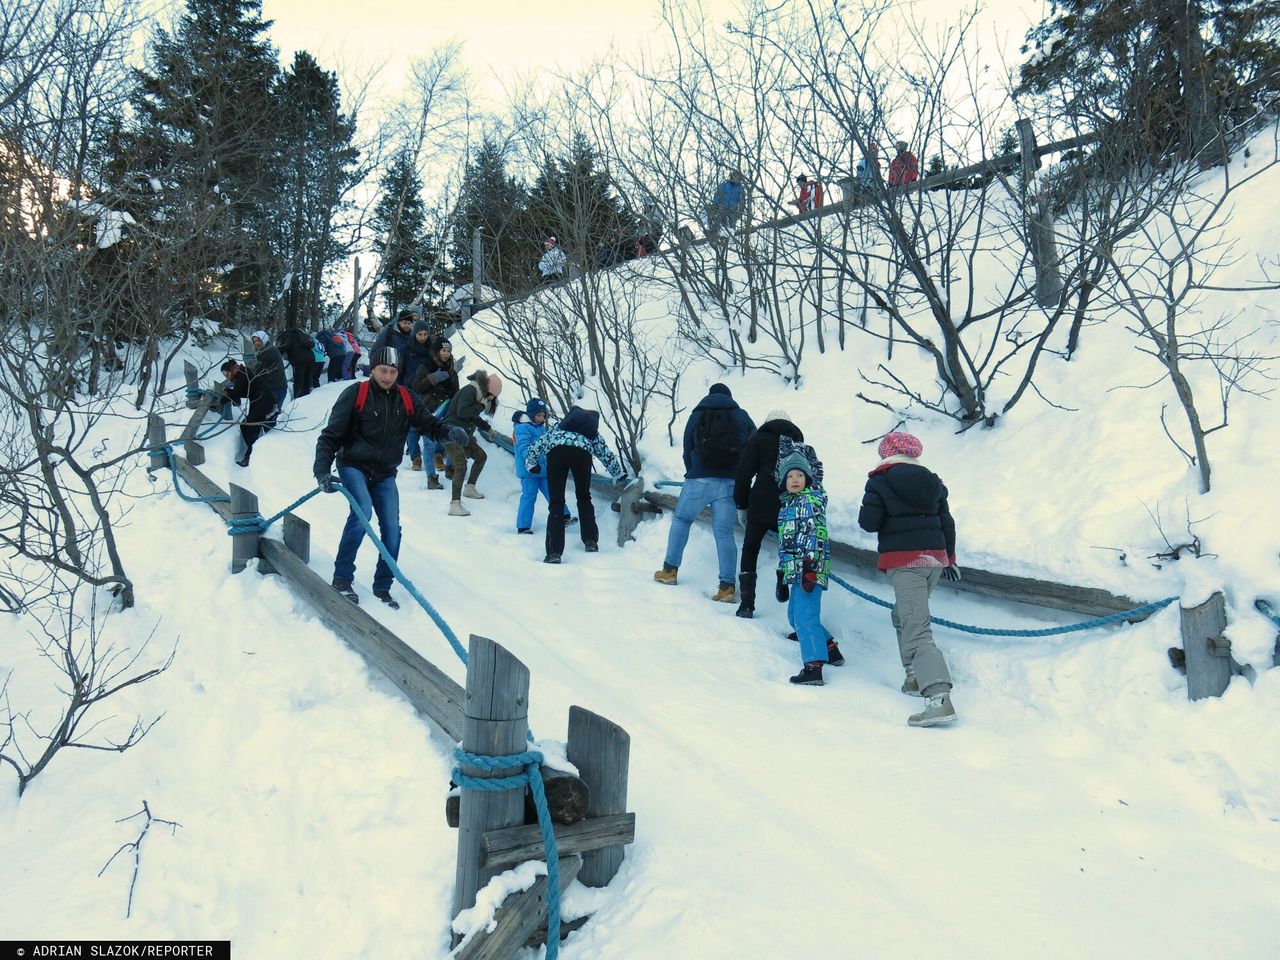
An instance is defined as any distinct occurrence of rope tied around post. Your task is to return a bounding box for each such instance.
[148,442,231,505]
[451,745,563,960]
[829,573,1176,637]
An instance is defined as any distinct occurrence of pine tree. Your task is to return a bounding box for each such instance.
[527,133,636,270]
[272,51,360,331]
[449,137,534,294]
[1018,0,1280,162]
[371,151,435,317]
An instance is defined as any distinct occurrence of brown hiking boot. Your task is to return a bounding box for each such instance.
[653,563,678,585]
[711,582,736,603]
[427,475,444,491]
[410,455,423,471]
[434,452,446,470]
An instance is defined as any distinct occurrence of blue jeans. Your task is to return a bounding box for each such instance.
[406,429,422,462]
[664,476,737,586]
[517,475,570,531]
[787,585,831,665]
[333,466,400,592]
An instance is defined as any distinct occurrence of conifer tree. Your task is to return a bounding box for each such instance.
[527,132,636,269]
[370,150,435,317]
[449,137,534,294]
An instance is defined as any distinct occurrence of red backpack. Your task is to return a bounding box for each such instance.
[354,380,414,416]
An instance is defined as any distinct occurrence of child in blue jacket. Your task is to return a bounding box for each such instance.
[513,398,572,534]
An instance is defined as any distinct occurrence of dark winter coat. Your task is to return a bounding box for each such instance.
[372,320,414,357]
[441,376,495,437]
[734,418,804,526]
[401,321,434,388]
[313,380,450,483]
[857,460,956,571]
[223,367,276,424]
[277,328,316,367]
[410,338,459,413]
[682,391,755,480]
[524,407,625,480]
[250,341,288,397]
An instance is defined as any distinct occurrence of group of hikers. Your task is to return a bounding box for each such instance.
[295,345,959,728]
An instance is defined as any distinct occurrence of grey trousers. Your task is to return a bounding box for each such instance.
[887,566,953,696]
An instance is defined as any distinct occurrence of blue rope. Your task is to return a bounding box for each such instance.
[225,487,324,535]
[452,746,561,960]
[1256,599,1280,628]
[829,573,1176,637]
[148,443,231,505]
[654,480,684,488]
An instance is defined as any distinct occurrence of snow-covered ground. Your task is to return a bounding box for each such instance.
[3,138,1279,957]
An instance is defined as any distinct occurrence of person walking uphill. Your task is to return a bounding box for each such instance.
[440,369,502,516]
[654,383,755,602]
[512,397,572,534]
[313,346,466,607]
[733,409,806,618]
[249,330,289,417]
[525,405,626,564]
[857,431,959,726]
[775,443,841,686]
[409,335,459,488]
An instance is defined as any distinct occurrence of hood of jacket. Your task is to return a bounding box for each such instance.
[693,391,742,414]
[757,418,803,441]
[870,461,943,512]
[558,406,600,439]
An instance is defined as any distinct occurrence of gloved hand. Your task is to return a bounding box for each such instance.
[775,570,789,603]
[426,370,450,384]
[447,426,468,446]
[316,474,339,494]
[801,559,818,593]
[528,463,542,475]
[941,564,962,582]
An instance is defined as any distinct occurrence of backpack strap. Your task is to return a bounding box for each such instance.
[354,380,371,412]
[397,385,414,416]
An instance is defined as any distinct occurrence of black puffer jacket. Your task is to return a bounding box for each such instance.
[857,462,956,570]
[734,418,804,526]
[411,337,459,413]
[250,342,288,397]
[313,380,450,482]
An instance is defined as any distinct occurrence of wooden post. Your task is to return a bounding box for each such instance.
[185,440,206,467]
[1181,592,1231,700]
[566,706,630,887]
[615,476,645,547]
[228,483,261,575]
[183,360,202,409]
[146,413,168,473]
[452,635,531,927]
[1016,118,1063,308]
[283,514,310,562]
[452,855,582,960]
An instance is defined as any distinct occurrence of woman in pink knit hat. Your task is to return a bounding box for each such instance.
[857,432,960,727]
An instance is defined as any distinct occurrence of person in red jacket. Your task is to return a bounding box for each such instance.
[790,174,823,211]
[887,141,919,186]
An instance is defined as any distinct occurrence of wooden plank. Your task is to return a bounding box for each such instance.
[228,483,261,575]
[183,360,202,409]
[185,439,206,467]
[283,513,310,563]
[452,855,582,960]
[173,456,234,520]
[614,476,647,547]
[1182,592,1232,701]
[445,766,590,828]
[481,813,636,871]
[453,636,532,924]
[256,539,464,743]
[146,413,168,473]
[181,394,215,445]
[523,916,589,949]
[567,706,631,887]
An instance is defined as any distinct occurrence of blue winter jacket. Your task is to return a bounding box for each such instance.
[682,392,756,480]
[713,180,744,211]
[525,407,626,480]
[513,410,548,479]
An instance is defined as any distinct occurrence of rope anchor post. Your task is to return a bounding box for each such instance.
[228,483,267,575]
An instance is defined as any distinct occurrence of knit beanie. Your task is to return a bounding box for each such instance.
[370,346,400,370]
[765,409,791,423]
[487,372,503,397]
[877,431,923,460]
[251,329,270,345]
[708,383,732,397]
[526,397,548,418]
[776,450,814,488]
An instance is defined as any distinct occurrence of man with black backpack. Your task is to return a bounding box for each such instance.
[654,383,755,602]
[313,346,467,608]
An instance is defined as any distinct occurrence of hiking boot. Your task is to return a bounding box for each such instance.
[426,475,444,491]
[789,662,824,686]
[449,500,470,517]
[373,590,400,610]
[332,579,359,604]
[235,450,251,467]
[584,541,599,552]
[410,456,423,471]
[909,693,957,727]
[735,571,756,619]
[434,452,446,471]
[711,582,736,603]
[565,516,578,527]
[653,563,678,585]
[517,527,533,535]
[786,631,799,642]
[462,483,485,499]
[826,640,845,667]
[544,553,562,564]
[901,668,922,696]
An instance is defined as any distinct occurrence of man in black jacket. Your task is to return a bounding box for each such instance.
[276,326,319,399]
[313,346,467,607]
[249,330,289,413]
[732,409,805,617]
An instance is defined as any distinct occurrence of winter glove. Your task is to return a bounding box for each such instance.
[775,570,789,603]
[941,564,962,582]
[425,370,450,384]
[316,473,340,494]
[801,559,818,593]
[528,463,542,475]
[447,426,468,446]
